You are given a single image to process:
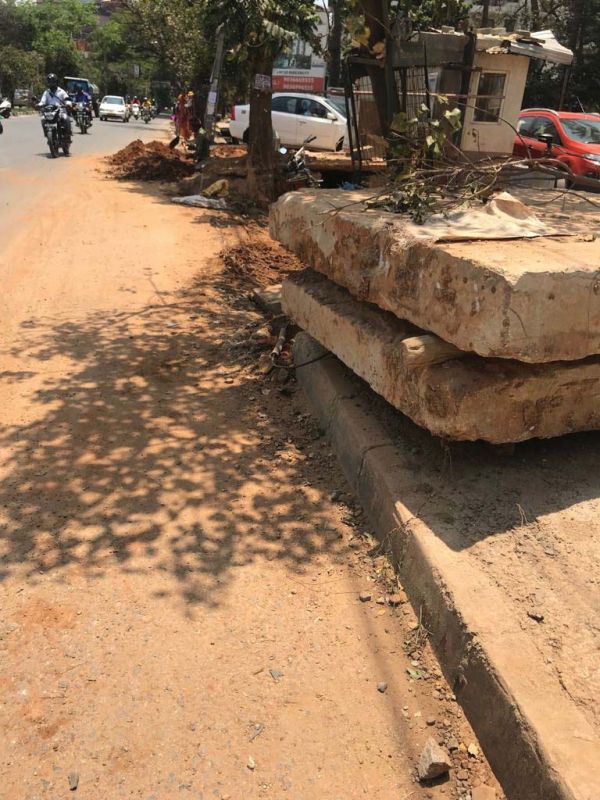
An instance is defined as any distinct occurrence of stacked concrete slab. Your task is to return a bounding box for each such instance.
[270,189,600,443]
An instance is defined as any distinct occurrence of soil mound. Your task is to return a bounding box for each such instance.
[222,236,303,289]
[108,140,196,181]
[211,144,248,159]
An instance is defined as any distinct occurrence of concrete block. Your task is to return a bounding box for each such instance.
[284,269,600,443]
[270,188,600,363]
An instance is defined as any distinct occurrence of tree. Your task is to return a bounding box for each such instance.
[20,0,97,77]
[328,0,346,88]
[202,0,320,202]
[0,45,43,98]
[122,0,211,90]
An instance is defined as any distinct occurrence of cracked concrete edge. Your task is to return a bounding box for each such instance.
[294,332,599,800]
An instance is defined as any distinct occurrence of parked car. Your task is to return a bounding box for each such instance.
[12,88,32,107]
[229,92,347,151]
[513,108,600,181]
[99,95,130,123]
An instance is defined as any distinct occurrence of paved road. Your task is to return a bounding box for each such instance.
[0,112,169,241]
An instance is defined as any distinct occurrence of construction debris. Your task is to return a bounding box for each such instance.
[417,737,452,781]
[107,140,195,181]
[271,186,600,442]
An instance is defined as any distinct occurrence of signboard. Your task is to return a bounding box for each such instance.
[253,73,272,92]
[272,9,328,94]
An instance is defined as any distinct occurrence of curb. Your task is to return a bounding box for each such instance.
[294,332,598,800]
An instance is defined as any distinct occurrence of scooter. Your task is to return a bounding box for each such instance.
[279,135,321,189]
[0,97,12,119]
[131,103,140,120]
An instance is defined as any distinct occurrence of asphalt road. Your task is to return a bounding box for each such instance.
[0,112,170,242]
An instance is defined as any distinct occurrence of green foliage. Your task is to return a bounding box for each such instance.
[122,0,212,88]
[21,0,97,76]
[206,0,321,64]
[382,97,464,222]
[0,45,44,97]
[396,0,470,29]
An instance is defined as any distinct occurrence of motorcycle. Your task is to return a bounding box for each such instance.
[131,103,140,120]
[279,135,321,189]
[41,103,72,158]
[0,96,12,119]
[74,101,92,134]
[141,106,152,124]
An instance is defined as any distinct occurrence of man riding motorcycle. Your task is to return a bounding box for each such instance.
[38,74,72,141]
[73,86,93,129]
[74,86,91,105]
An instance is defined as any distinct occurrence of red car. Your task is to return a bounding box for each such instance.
[513,108,600,180]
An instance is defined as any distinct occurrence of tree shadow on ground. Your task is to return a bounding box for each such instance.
[0,275,349,610]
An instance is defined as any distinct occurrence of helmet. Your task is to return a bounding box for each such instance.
[47,73,58,90]
[187,91,194,97]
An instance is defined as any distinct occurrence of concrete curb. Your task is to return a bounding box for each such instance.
[294,332,598,800]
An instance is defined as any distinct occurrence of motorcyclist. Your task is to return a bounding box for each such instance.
[74,86,91,105]
[74,86,92,122]
[38,73,72,140]
[142,97,152,109]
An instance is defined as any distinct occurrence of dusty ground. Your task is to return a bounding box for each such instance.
[0,155,502,799]
[366,380,600,741]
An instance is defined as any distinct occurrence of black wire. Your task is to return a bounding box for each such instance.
[273,351,334,371]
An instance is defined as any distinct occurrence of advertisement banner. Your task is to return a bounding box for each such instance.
[272,9,328,94]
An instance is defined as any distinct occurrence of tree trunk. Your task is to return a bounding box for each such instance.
[481,0,490,26]
[328,0,344,88]
[529,0,540,29]
[361,0,391,134]
[567,0,587,60]
[247,49,276,206]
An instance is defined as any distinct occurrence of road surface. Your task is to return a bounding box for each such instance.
[0,112,167,240]
[0,117,499,799]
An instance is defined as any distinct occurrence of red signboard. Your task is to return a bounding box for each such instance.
[272,75,326,93]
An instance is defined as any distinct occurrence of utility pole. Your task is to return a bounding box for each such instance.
[204,23,226,140]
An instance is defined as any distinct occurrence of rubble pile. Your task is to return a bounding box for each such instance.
[222,239,303,289]
[108,140,195,181]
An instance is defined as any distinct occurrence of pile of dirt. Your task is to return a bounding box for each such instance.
[221,233,304,289]
[107,140,196,181]
[211,144,247,159]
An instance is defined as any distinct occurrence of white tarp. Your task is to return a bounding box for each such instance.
[507,30,574,66]
[403,192,561,242]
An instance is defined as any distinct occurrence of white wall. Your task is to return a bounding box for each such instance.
[460,52,529,157]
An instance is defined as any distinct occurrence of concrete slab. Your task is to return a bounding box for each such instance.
[270,188,600,363]
[294,331,600,800]
[251,283,283,316]
[283,269,600,443]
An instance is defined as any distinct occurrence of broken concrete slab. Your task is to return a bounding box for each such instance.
[270,188,600,363]
[282,269,600,443]
[293,331,600,800]
[251,283,282,316]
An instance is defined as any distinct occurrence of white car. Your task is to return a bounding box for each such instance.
[229,92,348,151]
[99,95,129,123]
